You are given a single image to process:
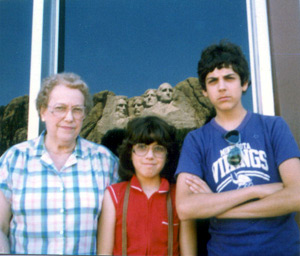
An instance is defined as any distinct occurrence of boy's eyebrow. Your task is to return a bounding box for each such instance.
[224,73,237,77]
[206,72,237,80]
[206,77,218,82]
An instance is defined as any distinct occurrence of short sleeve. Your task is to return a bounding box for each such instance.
[268,116,300,167]
[175,131,206,178]
[107,185,119,208]
[0,148,14,202]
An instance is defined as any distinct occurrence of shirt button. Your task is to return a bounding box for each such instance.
[60,187,64,192]
[60,209,64,213]
[60,230,64,235]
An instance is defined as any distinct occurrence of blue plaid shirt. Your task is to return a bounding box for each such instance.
[0,131,119,255]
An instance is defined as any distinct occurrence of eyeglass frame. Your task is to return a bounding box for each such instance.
[132,143,167,158]
[223,130,242,166]
[47,103,86,120]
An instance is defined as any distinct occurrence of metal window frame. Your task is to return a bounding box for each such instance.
[246,0,275,115]
[27,0,60,140]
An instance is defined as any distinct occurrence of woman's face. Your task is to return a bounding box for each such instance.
[131,142,167,182]
[40,84,85,146]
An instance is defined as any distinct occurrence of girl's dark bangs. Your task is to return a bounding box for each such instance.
[130,125,167,146]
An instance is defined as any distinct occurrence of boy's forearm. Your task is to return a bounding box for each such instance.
[180,173,285,220]
[219,159,300,219]
[0,229,10,253]
[177,184,260,220]
[217,184,300,219]
[175,172,283,220]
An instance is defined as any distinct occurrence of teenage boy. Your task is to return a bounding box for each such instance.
[175,41,300,255]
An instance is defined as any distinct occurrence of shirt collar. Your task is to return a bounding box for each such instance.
[33,130,47,156]
[130,174,170,193]
[33,130,85,159]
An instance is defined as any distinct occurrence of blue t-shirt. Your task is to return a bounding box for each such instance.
[176,112,300,256]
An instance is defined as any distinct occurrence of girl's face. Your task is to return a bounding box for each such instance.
[131,142,167,182]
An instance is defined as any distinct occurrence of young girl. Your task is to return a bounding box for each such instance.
[97,116,196,255]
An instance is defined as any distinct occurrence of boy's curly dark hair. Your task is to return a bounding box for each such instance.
[198,40,251,91]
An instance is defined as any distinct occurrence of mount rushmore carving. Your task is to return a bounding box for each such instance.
[81,77,214,143]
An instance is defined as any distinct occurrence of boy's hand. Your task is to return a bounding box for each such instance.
[185,174,213,194]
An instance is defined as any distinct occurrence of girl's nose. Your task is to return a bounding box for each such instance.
[145,148,155,158]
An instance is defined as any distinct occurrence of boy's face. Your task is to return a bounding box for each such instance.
[203,66,248,113]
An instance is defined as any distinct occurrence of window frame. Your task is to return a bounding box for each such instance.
[27,0,60,139]
[246,0,275,115]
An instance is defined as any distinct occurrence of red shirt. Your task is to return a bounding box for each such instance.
[108,175,180,256]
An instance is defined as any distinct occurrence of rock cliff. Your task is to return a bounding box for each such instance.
[0,95,29,155]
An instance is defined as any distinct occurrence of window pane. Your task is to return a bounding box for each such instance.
[0,0,33,154]
[0,0,32,106]
[64,0,253,110]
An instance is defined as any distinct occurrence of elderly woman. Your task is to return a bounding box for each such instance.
[0,73,119,255]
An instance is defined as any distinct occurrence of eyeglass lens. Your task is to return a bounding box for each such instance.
[224,130,240,144]
[227,146,242,166]
[133,143,166,158]
[224,130,242,166]
[49,104,85,119]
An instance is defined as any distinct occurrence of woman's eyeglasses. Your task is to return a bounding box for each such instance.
[48,104,86,120]
[224,130,242,166]
[132,143,167,158]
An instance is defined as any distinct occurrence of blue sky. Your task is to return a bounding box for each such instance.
[0,0,252,109]
[0,0,32,105]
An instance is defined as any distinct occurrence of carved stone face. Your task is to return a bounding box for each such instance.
[115,98,128,118]
[158,83,173,103]
[133,98,144,116]
[143,89,157,107]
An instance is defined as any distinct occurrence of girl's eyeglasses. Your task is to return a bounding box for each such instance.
[132,143,167,158]
[224,130,242,166]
